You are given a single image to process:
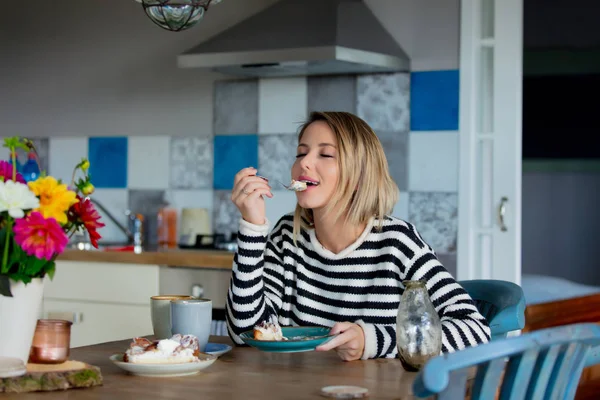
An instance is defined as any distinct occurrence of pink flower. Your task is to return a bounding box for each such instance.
[0,160,25,184]
[13,211,69,261]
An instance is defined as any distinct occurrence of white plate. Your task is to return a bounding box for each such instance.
[109,353,217,377]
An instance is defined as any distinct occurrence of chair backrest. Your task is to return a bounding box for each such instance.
[413,323,600,400]
[459,279,526,340]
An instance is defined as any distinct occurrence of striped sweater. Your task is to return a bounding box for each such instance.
[226,214,491,359]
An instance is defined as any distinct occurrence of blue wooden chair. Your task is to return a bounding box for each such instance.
[459,279,526,340]
[413,323,600,399]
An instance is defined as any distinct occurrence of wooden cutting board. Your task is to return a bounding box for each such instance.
[0,360,103,393]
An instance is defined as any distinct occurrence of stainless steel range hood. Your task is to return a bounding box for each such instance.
[177,0,410,78]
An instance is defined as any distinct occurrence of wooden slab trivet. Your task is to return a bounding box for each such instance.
[0,360,103,393]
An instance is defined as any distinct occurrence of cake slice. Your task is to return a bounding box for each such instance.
[253,316,286,341]
[123,334,200,364]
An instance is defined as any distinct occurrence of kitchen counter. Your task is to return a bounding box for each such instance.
[58,248,234,269]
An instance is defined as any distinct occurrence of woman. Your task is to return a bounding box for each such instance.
[226,111,490,361]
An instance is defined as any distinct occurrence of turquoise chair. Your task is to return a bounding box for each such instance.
[413,323,600,399]
[459,279,526,340]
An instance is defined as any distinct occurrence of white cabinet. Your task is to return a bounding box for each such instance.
[42,261,159,348]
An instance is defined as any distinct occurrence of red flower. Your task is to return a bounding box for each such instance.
[14,212,69,260]
[68,196,105,248]
[0,160,25,184]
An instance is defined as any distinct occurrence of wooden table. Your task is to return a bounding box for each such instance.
[4,336,420,399]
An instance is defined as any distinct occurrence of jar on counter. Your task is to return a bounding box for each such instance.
[28,319,73,364]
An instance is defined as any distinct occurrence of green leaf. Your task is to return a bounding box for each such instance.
[45,262,56,280]
[8,272,31,285]
[0,275,12,297]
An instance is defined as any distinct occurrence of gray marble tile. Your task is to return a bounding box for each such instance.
[357,73,410,132]
[437,253,457,278]
[213,190,241,239]
[214,80,258,135]
[128,189,166,247]
[258,134,297,188]
[307,75,356,113]
[170,137,213,189]
[408,192,458,254]
[376,131,409,191]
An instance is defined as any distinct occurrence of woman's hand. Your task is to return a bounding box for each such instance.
[315,322,365,361]
[231,167,273,225]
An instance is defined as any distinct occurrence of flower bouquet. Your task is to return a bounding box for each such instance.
[0,137,105,297]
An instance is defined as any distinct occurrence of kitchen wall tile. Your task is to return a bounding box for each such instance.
[48,137,89,185]
[258,77,307,134]
[88,188,129,244]
[88,137,128,188]
[170,189,214,233]
[307,75,356,113]
[411,70,459,131]
[128,136,170,190]
[409,131,459,192]
[213,135,258,190]
[265,190,297,227]
[213,190,240,238]
[0,145,9,162]
[128,189,166,247]
[170,137,212,189]
[214,80,258,135]
[391,190,409,221]
[357,73,410,132]
[258,134,296,186]
[25,138,49,174]
[376,131,409,191]
[409,191,458,254]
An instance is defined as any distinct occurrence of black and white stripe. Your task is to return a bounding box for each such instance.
[226,214,491,359]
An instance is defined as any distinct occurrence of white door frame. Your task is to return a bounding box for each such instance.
[457,0,523,284]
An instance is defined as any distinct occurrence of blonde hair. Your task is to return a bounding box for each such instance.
[292,111,399,242]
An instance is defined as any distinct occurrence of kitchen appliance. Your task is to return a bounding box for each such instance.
[177,0,410,78]
[178,208,211,247]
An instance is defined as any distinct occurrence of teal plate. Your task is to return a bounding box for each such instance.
[240,326,336,353]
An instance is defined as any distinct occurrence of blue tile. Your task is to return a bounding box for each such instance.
[411,70,459,131]
[88,137,128,188]
[213,135,258,190]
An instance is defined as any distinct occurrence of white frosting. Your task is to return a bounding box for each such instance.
[125,336,198,364]
[157,338,180,354]
[289,180,307,191]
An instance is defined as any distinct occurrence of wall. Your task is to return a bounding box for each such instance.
[522,172,600,285]
[1,0,462,290]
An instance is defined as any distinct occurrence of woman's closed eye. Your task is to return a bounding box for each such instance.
[295,153,306,158]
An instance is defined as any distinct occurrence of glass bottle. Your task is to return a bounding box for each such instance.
[396,280,442,371]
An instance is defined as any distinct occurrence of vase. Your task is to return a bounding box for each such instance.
[396,280,442,371]
[0,278,44,365]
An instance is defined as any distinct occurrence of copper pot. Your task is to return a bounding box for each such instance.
[28,319,72,364]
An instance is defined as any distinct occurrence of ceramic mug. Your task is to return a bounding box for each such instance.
[150,295,194,339]
[170,298,212,352]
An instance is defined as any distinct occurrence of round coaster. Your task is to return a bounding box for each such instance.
[320,385,369,399]
[0,357,26,378]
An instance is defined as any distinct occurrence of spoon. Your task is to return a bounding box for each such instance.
[256,175,307,192]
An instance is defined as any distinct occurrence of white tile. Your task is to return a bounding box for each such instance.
[48,137,88,185]
[169,190,214,232]
[391,191,409,221]
[258,77,307,134]
[128,136,170,190]
[408,131,459,192]
[0,146,9,162]
[264,190,297,227]
[88,189,129,244]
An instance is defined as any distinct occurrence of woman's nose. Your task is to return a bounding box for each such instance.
[299,154,313,170]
